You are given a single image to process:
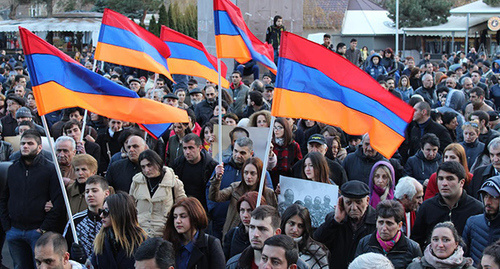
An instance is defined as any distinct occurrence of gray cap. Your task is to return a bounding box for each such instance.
[15,107,32,119]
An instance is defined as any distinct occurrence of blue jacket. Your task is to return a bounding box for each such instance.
[463,175,500,266]
[460,140,485,170]
[404,150,441,185]
[364,54,387,80]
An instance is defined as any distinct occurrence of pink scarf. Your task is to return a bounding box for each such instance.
[376,230,401,253]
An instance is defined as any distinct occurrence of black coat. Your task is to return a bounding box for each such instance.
[313,206,377,269]
[469,164,497,199]
[355,232,422,269]
[292,156,347,187]
[404,151,441,184]
[342,147,386,184]
[0,153,65,232]
[90,231,137,269]
[407,118,452,157]
[105,158,141,193]
[411,191,483,248]
[183,230,225,269]
[95,129,123,174]
[223,223,249,261]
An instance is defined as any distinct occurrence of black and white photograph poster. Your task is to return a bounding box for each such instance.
[278,176,339,227]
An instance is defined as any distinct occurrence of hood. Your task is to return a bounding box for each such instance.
[368,160,395,192]
[445,89,466,111]
[368,53,382,64]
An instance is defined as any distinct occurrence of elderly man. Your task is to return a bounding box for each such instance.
[468,137,500,199]
[1,94,25,137]
[292,134,347,186]
[394,176,424,237]
[342,134,388,184]
[106,134,148,193]
[55,136,77,186]
[62,120,100,163]
[411,161,483,248]
[313,180,377,269]
[463,176,500,267]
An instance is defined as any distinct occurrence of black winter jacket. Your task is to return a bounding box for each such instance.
[223,223,249,261]
[313,206,377,269]
[0,153,65,232]
[182,230,225,269]
[411,191,483,248]
[404,151,441,184]
[342,147,386,184]
[468,164,496,199]
[105,158,141,193]
[355,232,422,269]
[407,119,452,157]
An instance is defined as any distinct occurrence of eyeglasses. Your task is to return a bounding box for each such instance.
[273,126,284,130]
[98,208,110,218]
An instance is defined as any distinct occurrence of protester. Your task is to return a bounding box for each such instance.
[407,222,474,269]
[467,137,500,200]
[461,121,485,170]
[348,252,394,269]
[66,154,98,214]
[481,241,500,269]
[463,176,500,266]
[411,161,483,248]
[224,191,266,260]
[134,237,175,269]
[368,161,395,208]
[34,232,85,269]
[394,176,424,237]
[424,143,472,200]
[281,204,329,268]
[259,235,300,269]
[209,157,277,237]
[129,149,187,238]
[404,133,441,186]
[270,117,303,187]
[301,151,332,184]
[313,180,376,268]
[91,192,147,268]
[163,197,225,269]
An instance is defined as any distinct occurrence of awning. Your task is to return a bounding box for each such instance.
[403,15,491,37]
[451,0,500,16]
[341,10,403,36]
[0,17,102,33]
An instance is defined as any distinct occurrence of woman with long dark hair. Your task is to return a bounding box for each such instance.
[209,157,277,237]
[163,197,225,269]
[91,192,147,268]
[302,152,332,184]
[281,204,329,268]
[271,117,303,187]
[129,149,186,238]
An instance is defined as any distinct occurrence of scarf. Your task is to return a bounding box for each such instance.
[370,185,391,208]
[230,81,243,90]
[274,137,285,146]
[376,230,401,253]
[423,244,469,269]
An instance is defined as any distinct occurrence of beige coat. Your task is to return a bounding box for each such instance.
[208,179,277,238]
[129,167,186,238]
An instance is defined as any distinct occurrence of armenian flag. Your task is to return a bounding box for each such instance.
[19,27,188,125]
[214,0,277,74]
[160,26,230,88]
[95,9,173,81]
[271,32,414,158]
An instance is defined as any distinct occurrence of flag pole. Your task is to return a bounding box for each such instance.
[79,59,97,142]
[41,115,79,244]
[217,58,223,164]
[256,116,276,207]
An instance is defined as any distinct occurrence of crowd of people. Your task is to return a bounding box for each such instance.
[1,15,500,269]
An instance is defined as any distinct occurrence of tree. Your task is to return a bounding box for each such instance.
[184,4,197,39]
[386,0,453,28]
[149,15,160,36]
[92,0,107,12]
[158,3,168,28]
[484,0,500,6]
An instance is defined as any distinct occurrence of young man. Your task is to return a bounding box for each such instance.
[64,176,110,260]
[259,235,299,269]
[411,161,483,248]
[134,237,175,269]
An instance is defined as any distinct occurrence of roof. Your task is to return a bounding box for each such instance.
[347,0,384,11]
[403,14,491,37]
[451,0,500,15]
[0,17,102,32]
[341,10,403,36]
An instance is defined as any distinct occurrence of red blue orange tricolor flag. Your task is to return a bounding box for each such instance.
[19,27,188,125]
[160,26,230,88]
[271,32,414,158]
[213,0,277,74]
[95,9,173,81]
